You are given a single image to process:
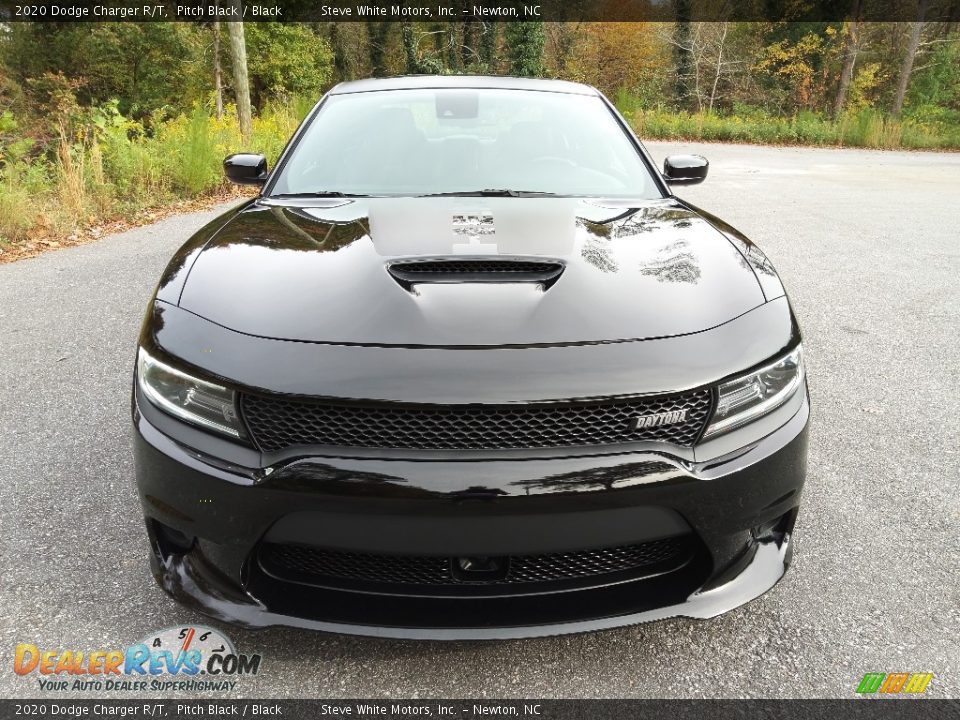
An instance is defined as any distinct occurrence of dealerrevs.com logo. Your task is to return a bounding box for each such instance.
[856,673,934,696]
[14,626,262,692]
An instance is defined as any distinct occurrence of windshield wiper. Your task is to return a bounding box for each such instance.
[268,191,370,198]
[417,189,558,198]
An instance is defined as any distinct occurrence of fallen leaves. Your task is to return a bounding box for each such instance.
[0,187,255,264]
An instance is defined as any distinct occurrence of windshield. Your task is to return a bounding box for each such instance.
[268,88,663,199]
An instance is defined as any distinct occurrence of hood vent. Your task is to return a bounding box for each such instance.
[388,258,564,288]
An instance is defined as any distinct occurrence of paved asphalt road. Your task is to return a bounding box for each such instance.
[2,142,958,699]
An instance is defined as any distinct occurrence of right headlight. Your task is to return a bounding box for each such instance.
[703,345,805,439]
[136,347,245,439]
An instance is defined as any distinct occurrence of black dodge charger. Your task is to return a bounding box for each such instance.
[132,76,809,638]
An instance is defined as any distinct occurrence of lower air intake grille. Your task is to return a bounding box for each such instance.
[241,389,712,452]
[259,537,691,590]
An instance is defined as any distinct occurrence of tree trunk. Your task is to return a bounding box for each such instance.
[550,22,578,76]
[708,22,728,113]
[461,20,475,68]
[226,19,252,143]
[891,0,928,118]
[505,22,545,77]
[402,22,418,73]
[213,19,223,120]
[447,23,461,71]
[833,2,863,119]
[692,24,704,112]
[673,0,693,111]
[480,22,497,69]
[366,22,392,77]
[329,23,346,81]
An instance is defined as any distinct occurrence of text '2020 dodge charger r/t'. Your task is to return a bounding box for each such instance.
[132,76,809,639]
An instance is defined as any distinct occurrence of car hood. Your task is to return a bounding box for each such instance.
[175,197,766,346]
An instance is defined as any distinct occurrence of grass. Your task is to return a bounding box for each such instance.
[616,99,960,150]
[0,99,306,253]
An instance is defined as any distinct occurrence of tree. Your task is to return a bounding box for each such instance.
[226,20,252,142]
[446,15,462,71]
[402,22,418,73]
[545,22,581,77]
[754,27,837,114]
[891,0,929,118]
[905,33,960,112]
[461,20,476,68]
[705,22,731,113]
[244,24,334,107]
[480,22,499,73]
[2,23,206,119]
[400,23,445,74]
[505,22,545,77]
[327,23,365,82]
[480,22,498,70]
[834,0,864,118]
[664,22,736,113]
[673,1,693,109]
[366,22,393,78]
[572,23,668,98]
[213,20,224,119]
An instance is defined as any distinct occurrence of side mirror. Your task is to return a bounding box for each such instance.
[663,154,708,185]
[224,153,268,185]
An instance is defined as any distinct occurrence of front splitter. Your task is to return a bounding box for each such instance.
[154,535,792,640]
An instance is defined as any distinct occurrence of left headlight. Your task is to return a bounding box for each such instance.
[136,347,245,439]
[703,345,805,439]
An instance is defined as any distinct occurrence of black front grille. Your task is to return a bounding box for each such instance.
[241,389,712,452]
[259,537,691,592]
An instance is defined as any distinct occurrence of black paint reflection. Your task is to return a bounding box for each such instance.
[743,243,777,276]
[581,237,620,273]
[640,240,702,285]
[161,196,770,346]
[270,461,421,496]
[512,460,679,493]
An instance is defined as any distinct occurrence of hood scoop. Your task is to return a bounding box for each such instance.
[387,258,564,289]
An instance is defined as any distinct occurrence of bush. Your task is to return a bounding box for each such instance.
[623,94,960,150]
[0,96,317,247]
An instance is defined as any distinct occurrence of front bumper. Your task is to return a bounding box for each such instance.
[132,387,809,639]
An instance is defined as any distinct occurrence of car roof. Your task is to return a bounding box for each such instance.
[329,75,600,97]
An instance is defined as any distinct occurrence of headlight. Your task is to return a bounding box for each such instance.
[703,346,804,439]
[136,347,244,438]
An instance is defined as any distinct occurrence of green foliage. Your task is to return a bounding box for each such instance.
[906,41,960,112]
[402,24,447,75]
[0,97,306,245]
[244,24,334,107]
[0,111,43,244]
[480,22,498,67]
[623,99,957,150]
[178,107,221,195]
[2,23,206,119]
[753,30,834,111]
[505,22,545,77]
[0,111,17,135]
[847,63,885,112]
[1,21,334,122]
